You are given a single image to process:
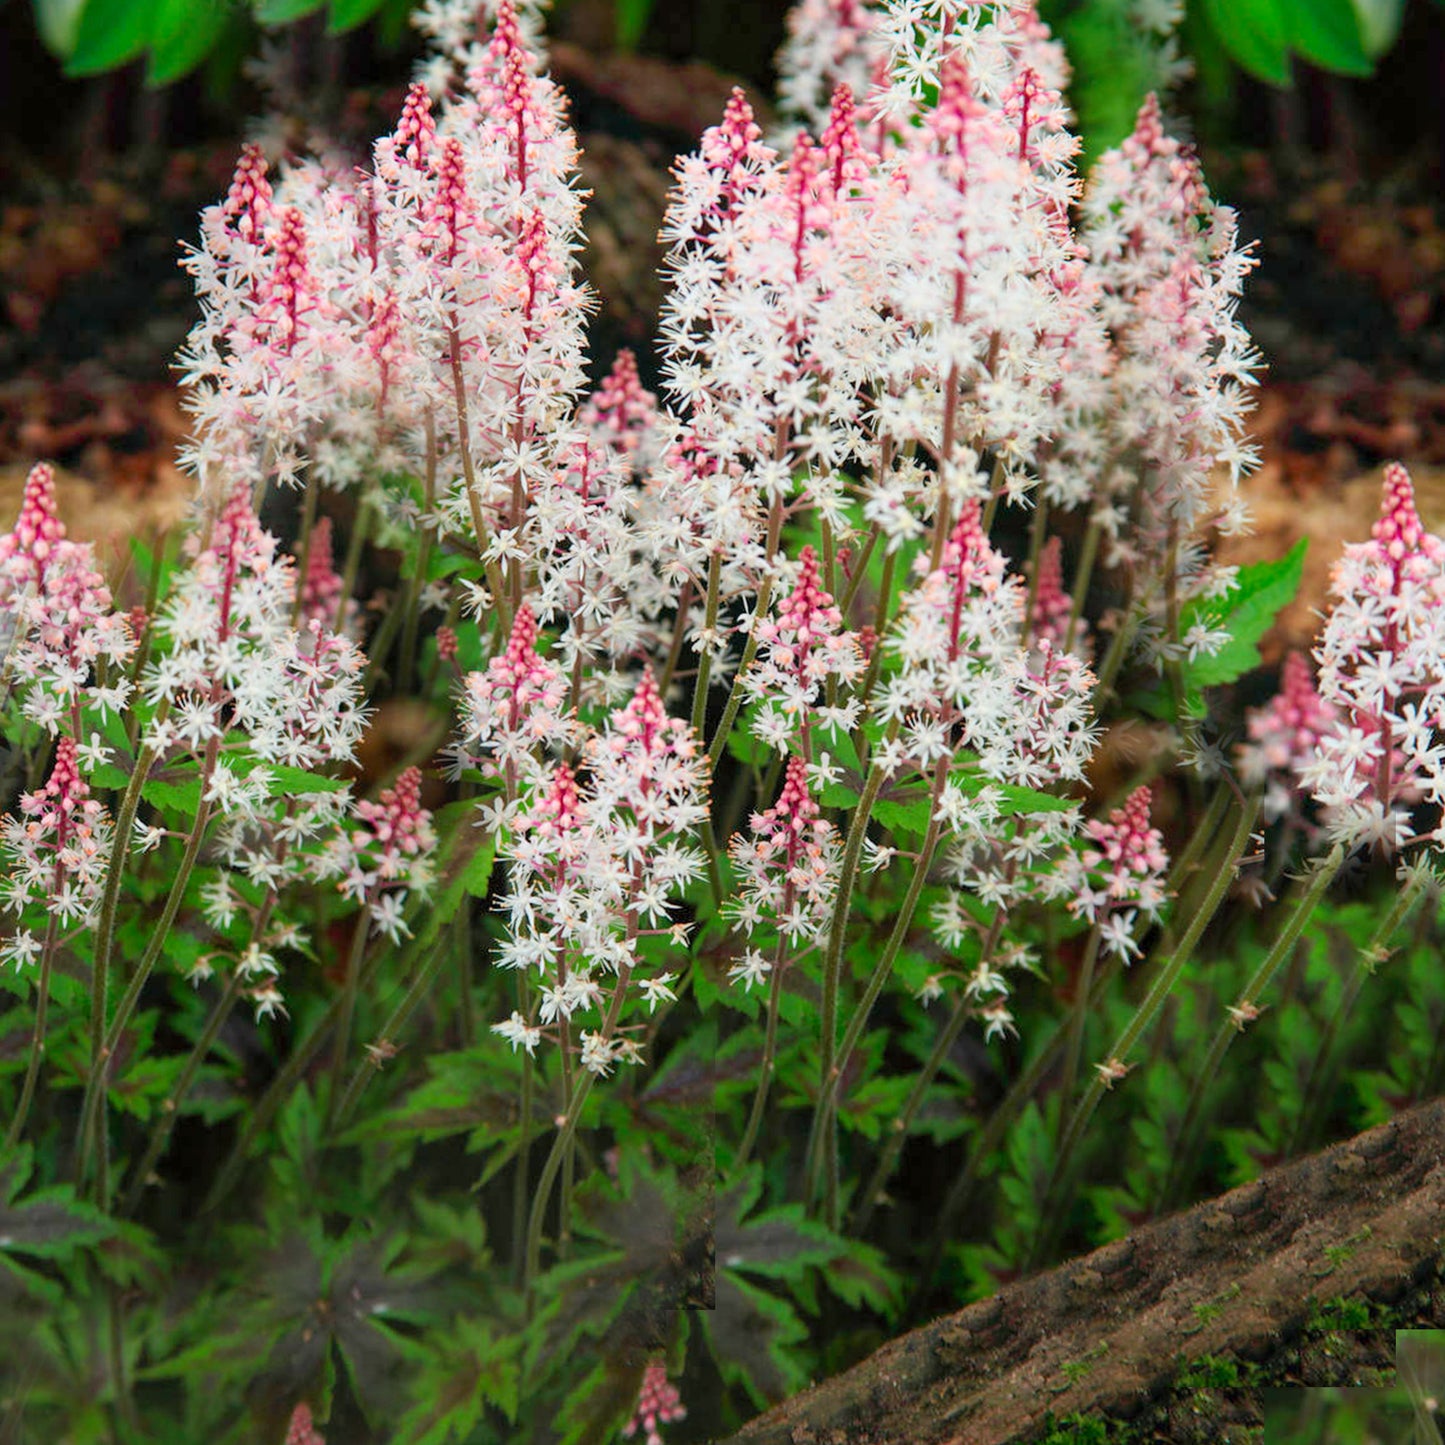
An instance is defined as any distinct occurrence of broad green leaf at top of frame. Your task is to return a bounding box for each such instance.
[1196,0,1292,85]
[147,0,231,84]
[327,0,387,33]
[1281,0,1373,75]
[64,0,155,74]
[253,0,327,26]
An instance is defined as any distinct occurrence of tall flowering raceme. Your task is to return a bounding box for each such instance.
[1078,93,1262,695]
[729,757,842,957]
[0,737,113,966]
[133,481,371,1024]
[743,545,865,751]
[1301,463,1445,855]
[651,79,887,659]
[887,506,1097,1029]
[413,0,595,594]
[0,462,136,737]
[492,669,709,1077]
[864,9,1107,522]
[145,482,367,771]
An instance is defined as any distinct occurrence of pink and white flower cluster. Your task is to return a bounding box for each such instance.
[727,756,843,987]
[1051,785,1171,960]
[492,670,708,1074]
[0,737,114,967]
[1301,463,1445,854]
[316,767,438,943]
[0,463,136,736]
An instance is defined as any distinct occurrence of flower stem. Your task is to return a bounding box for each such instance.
[1026,791,1259,1269]
[852,987,970,1235]
[512,1037,535,1286]
[1289,867,1424,1154]
[6,913,60,1148]
[336,495,373,636]
[120,969,244,1215]
[332,912,457,1130]
[327,911,375,1126]
[201,927,401,1212]
[1156,843,1347,1214]
[705,577,775,772]
[733,943,785,1174]
[1064,518,1102,656]
[396,409,439,695]
[523,963,632,1307]
[288,473,321,630]
[812,763,949,1217]
[1055,923,1103,1142]
[804,724,898,1220]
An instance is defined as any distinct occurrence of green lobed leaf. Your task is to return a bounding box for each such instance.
[1180,538,1308,690]
[265,763,350,795]
[703,1273,810,1407]
[552,1356,644,1445]
[142,773,202,815]
[872,796,932,836]
[394,1319,519,1440]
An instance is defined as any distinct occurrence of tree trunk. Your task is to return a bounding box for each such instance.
[717,1098,1445,1444]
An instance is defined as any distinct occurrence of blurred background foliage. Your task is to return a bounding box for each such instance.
[12,0,1445,154]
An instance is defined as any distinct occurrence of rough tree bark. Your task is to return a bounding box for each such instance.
[717,1098,1445,1445]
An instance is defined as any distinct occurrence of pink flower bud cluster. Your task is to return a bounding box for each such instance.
[318,767,437,942]
[1054,786,1170,960]
[1301,463,1445,853]
[622,1362,686,1445]
[727,755,842,973]
[1028,535,1088,661]
[0,463,136,737]
[744,546,865,746]
[284,1402,325,1445]
[578,350,658,465]
[1237,652,1339,824]
[1,738,114,962]
[459,605,574,781]
[0,462,66,586]
[297,516,359,642]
